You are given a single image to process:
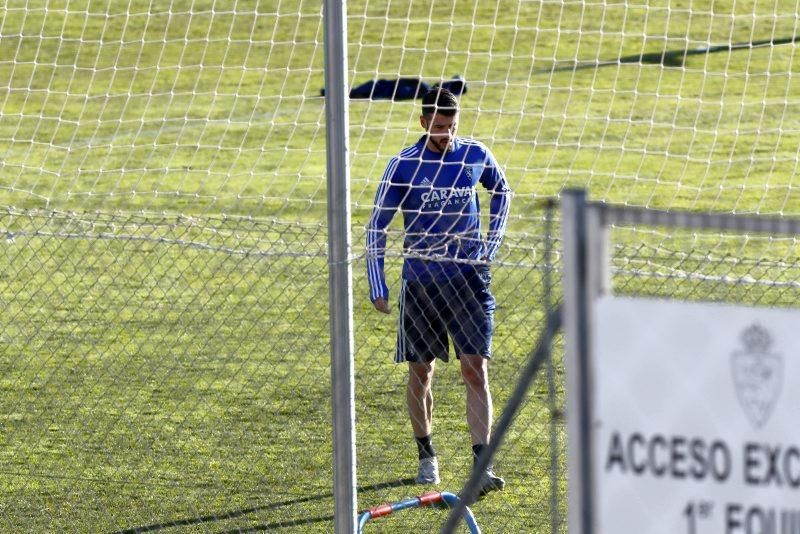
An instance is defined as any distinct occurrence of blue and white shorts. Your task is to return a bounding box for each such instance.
[396,265,496,363]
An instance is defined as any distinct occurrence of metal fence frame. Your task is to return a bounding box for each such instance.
[561,188,800,534]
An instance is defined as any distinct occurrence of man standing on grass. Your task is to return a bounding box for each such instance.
[366,87,512,496]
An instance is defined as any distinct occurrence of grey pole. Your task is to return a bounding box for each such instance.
[561,189,594,534]
[323,0,357,532]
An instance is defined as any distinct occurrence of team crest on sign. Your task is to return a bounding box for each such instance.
[731,323,783,428]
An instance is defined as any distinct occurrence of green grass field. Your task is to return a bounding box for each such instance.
[1,0,799,532]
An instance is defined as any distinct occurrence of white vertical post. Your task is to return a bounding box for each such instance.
[586,207,610,297]
[323,0,357,532]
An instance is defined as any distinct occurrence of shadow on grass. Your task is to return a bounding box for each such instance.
[546,35,800,72]
[111,478,417,533]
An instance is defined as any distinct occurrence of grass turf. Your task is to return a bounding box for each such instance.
[1,0,798,531]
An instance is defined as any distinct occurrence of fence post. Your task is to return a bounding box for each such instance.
[561,189,594,534]
[323,0,357,532]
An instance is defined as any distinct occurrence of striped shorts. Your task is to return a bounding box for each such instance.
[395,265,496,363]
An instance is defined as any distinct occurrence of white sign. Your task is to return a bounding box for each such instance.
[592,296,800,534]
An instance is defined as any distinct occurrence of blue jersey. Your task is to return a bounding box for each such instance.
[366,135,512,302]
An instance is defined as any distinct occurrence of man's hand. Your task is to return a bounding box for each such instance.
[373,297,391,314]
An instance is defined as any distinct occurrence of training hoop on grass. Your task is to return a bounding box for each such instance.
[357,491,481,533]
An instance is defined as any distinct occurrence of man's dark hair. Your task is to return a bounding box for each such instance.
[421,87,459,118]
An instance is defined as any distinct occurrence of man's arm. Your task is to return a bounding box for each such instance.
[480,152,513,261]
[366,157,404,311]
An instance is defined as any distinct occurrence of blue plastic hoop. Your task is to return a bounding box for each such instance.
[357,490,480,533]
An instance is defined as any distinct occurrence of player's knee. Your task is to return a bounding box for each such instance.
[460,357,488,388]
[408,374,432,392]
[409,362,434,386]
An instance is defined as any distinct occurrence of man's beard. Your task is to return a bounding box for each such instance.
[431,137,451,153]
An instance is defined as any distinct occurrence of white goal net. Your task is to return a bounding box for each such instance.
[1,1,798,532]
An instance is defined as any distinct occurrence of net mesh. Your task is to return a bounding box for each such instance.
[1,0,797,531]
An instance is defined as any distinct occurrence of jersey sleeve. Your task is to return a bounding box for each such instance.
[479,149,512,261]
[366,157,405,302]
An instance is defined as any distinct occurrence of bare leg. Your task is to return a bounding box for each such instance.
[460,353,505,493]
[407,360,435,438]
[459,354,492,445]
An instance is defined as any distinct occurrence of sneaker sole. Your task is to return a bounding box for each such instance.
[479,479,505,496]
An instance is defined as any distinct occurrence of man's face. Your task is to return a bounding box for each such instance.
[421,112,458,153]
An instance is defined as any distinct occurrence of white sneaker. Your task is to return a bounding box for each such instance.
[478,469,505,496]
[415,456,440,484]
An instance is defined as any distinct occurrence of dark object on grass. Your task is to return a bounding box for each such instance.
[320,75,466,100]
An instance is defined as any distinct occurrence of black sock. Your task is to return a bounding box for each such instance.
[472,443,487,465]
[415,435,436,459]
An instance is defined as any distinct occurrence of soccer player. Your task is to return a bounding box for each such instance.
[366,87,512,496]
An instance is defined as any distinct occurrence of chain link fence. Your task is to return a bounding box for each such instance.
[5,199,798,532]
[0,206,563,532]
